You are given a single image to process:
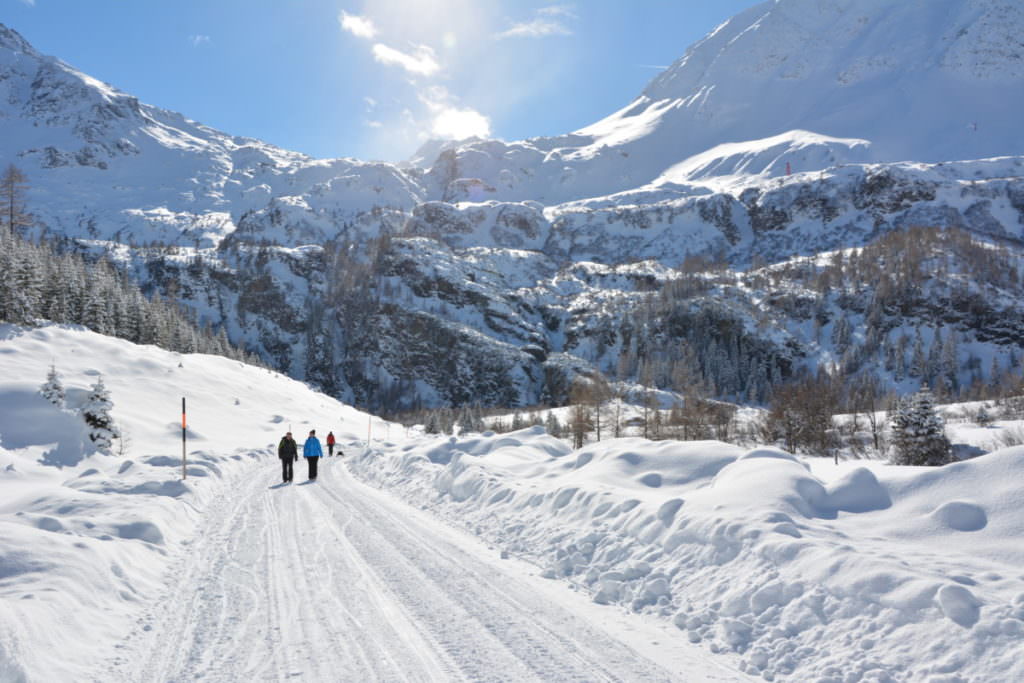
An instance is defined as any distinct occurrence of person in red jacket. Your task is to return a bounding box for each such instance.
[326,431,336,456]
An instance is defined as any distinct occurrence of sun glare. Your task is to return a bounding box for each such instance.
[432,107,491,140]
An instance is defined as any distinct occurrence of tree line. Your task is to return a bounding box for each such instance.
[0,164,260,363]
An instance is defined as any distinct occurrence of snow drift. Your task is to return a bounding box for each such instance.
[350,428,1024,681]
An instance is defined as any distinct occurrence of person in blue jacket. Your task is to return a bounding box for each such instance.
[303,429,324,481]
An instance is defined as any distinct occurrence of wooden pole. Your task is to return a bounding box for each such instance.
[182,397,187,480]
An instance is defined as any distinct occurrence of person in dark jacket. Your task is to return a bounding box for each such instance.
[326,431,336,456]
[303,429,323,480]
[278,432,298,483]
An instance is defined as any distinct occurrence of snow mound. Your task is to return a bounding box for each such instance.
[930,500,987,532]
[655,130,872,185]
[825,467,891,513]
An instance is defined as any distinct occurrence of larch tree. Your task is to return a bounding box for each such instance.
[1,163,31,235]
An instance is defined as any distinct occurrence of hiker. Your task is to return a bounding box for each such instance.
[304,429,323,480]
[327,431,336,456]
[278,432,298,483]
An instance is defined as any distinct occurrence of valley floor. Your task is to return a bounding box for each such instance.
[95,455,749,683]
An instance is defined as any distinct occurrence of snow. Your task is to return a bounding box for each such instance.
[0,324,749,681]
[3,324,1024,680]
[350,427,1024,682]
[0,324,367,681]
[3,0,1024,675]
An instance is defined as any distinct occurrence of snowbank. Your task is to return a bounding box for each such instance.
[350,427,1024,682]
[0,324,366,681]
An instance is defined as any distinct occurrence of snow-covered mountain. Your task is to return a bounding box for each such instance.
[2,0,1024,410]
[0,23,423,248]
[421,0,1024,203]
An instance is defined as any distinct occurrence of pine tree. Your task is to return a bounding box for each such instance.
[81,376,120,452]
[423,410,442,435]
[39,364,65,408]
[941,331,959,391]
[889,390,952,466]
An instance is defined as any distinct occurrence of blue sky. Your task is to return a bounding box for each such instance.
[5,0,755,161]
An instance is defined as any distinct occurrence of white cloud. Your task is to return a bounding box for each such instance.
[497,6,576,39]
[338,11,377,40]
[497,20,571,39]
[366,120,384,128]
[372,43,440,76]
[538,5,577,19]
[190,34,211,47]
[364,96,378,111]
[18,0,36,6]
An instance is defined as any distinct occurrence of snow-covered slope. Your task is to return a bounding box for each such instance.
[5,323,1024,682]
[426,0,1024,204]
[0,323,371,681]
[0,325,750,682]
[0,24,424,248]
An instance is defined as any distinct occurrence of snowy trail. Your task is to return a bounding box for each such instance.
[98,454,749,683]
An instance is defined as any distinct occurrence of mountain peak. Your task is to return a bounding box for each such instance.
[0,23,38,57]
[644,0,1024,103]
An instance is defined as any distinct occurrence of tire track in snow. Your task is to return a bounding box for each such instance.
[312,459,687,682]
[99,455,746,682]
[102,460,456,682]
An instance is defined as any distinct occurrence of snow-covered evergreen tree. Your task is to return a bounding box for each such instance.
[81,376,119,452]
[39,363,65,408]
[889,390,952,466]
[545,411,562,438]
[423,411,442,435]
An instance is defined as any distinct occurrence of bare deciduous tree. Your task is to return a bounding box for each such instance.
[1,164,31,235]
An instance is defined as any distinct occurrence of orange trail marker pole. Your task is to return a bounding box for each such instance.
[182,397,187,480]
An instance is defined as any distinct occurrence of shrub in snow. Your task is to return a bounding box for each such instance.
[39,363,65,407]
[974,405,993,426]
[81,375,119,452]
[889,390,952,466]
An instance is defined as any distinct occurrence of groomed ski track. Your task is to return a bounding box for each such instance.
[99,455,750,682]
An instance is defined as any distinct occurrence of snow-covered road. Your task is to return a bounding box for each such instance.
[98,455,748,682]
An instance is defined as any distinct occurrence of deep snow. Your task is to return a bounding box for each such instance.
[349,429,1024,682]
